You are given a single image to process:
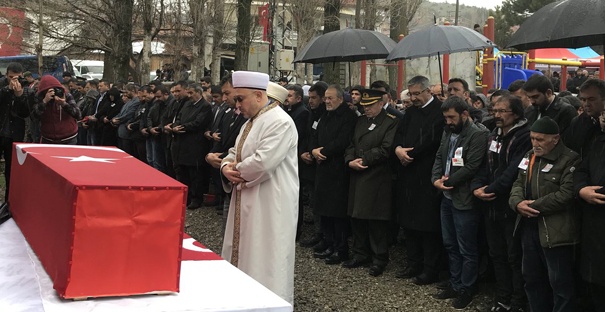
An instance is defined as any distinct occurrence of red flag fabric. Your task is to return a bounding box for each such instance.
[10,144,187,299]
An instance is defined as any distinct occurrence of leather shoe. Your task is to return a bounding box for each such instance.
[312,240,329,252]
[313,247,334,259]
[395,267,421,279]
[412,273,439,285]
[324,252,348,265]
[342,257,371,269]
[368,264,385,277]
[435,279,450,290]
[186,201,202,210]
[300,234,323,248]
[432,286,458,299]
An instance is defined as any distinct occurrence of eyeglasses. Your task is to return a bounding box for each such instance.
[492,109,513,114]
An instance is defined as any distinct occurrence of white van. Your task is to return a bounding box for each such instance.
[72,60,104,80]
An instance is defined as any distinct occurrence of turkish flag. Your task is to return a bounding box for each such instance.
[181,234,222,261]
[10,144,187,299]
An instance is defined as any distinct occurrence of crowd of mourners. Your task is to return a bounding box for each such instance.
[2,59,605,311]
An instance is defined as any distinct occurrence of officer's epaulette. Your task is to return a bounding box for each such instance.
[386,113,396,119]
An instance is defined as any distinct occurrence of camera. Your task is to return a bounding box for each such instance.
[53,87,65,98]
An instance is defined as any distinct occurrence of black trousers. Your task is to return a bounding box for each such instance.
[404,228,443,277]
[0,137,13,201]
[321,216,350,254]
[588,282,605,312]
[350,218,390,267]
[174,163,208,205]
[485,214,526,308]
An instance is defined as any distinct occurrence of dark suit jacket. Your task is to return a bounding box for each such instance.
[525,95,576,134]
[171,98,213,166]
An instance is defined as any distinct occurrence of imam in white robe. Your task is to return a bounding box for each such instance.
[221,105,299,304]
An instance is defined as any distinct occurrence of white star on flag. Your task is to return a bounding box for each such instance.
[52,155,119,163]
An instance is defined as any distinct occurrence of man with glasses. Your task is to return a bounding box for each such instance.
[523,74,576,133]
[220,71,298,304]
[393,75,445,285]
[471,94,531,312]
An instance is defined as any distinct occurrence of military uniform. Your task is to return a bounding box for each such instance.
[343,89,399,275]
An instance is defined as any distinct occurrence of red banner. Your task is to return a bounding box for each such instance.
[258,4,269,41]
[0,8,25,56]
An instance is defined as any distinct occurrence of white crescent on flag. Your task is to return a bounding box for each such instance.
[182,238,213,253]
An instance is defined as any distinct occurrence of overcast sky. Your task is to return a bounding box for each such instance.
[429,0,505,10]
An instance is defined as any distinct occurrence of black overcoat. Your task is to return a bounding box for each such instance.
[394,98,444,231]
[311,103,357,218]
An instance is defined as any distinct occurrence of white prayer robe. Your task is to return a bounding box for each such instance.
[221,106,299,304]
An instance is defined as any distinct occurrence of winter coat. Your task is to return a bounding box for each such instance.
[311,103,357,218]
[394,98,444,232]
[345,110,399,220]
[509,142,581,248]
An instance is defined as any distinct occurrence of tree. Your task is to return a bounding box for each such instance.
[189,0,210,81]
[289,0,323,84]
[234,0,252,71]
[490,6,511,48]
[322,0,341,84]
[136,0,165,84]
[210,0,226,83]
[388,0,424,89]
[501,0,556,27]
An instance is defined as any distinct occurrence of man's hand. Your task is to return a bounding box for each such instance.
[43,89,55,104]
[88,115,97,122]
[348,158,368,171]
[516,200,539,218]
[140,128,149,135]
[395,146,414,165]
[204,130,212,140]
[9,76,23,97]
[312,147,326,161]
[433,175,454,191]
[473,185,496,201]
[212,132,221,142]
[205,152,223,169]
[103,116,109,124]
[163,123,173,133]
[127,123,133,131]
[112,117,120,125]
[301,152,313,164]
[579,186,605,205]
[222,162,245,184]
[173,125,185,133]
[149,127,160,135]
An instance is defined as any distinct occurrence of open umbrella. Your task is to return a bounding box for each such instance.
[293,28,397,64]
[507,0,605,50]
[386,25,493,90]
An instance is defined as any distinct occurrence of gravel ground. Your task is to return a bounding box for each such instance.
[185,205,497,312]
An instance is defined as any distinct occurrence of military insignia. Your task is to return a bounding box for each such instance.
[363,92,369,98]
[387,113,396,119]
[570,166,575,173]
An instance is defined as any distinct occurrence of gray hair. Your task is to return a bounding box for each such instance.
[407,76,430,90]
[327,84,344,99]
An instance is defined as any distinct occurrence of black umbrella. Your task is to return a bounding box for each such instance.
[386,25,493,91]
[507,0,605,50]
[293,28,397,64]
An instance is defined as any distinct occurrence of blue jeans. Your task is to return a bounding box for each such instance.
[441,197,480,292]
[521,220,577,312]
[145,137,153,166]
[150,136,166,172]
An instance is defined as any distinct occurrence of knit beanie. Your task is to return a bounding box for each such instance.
[530,116,559,134]
[37,75,65,96]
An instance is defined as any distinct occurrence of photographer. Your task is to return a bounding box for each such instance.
[0,62,30,203]
[33,75,80,145]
